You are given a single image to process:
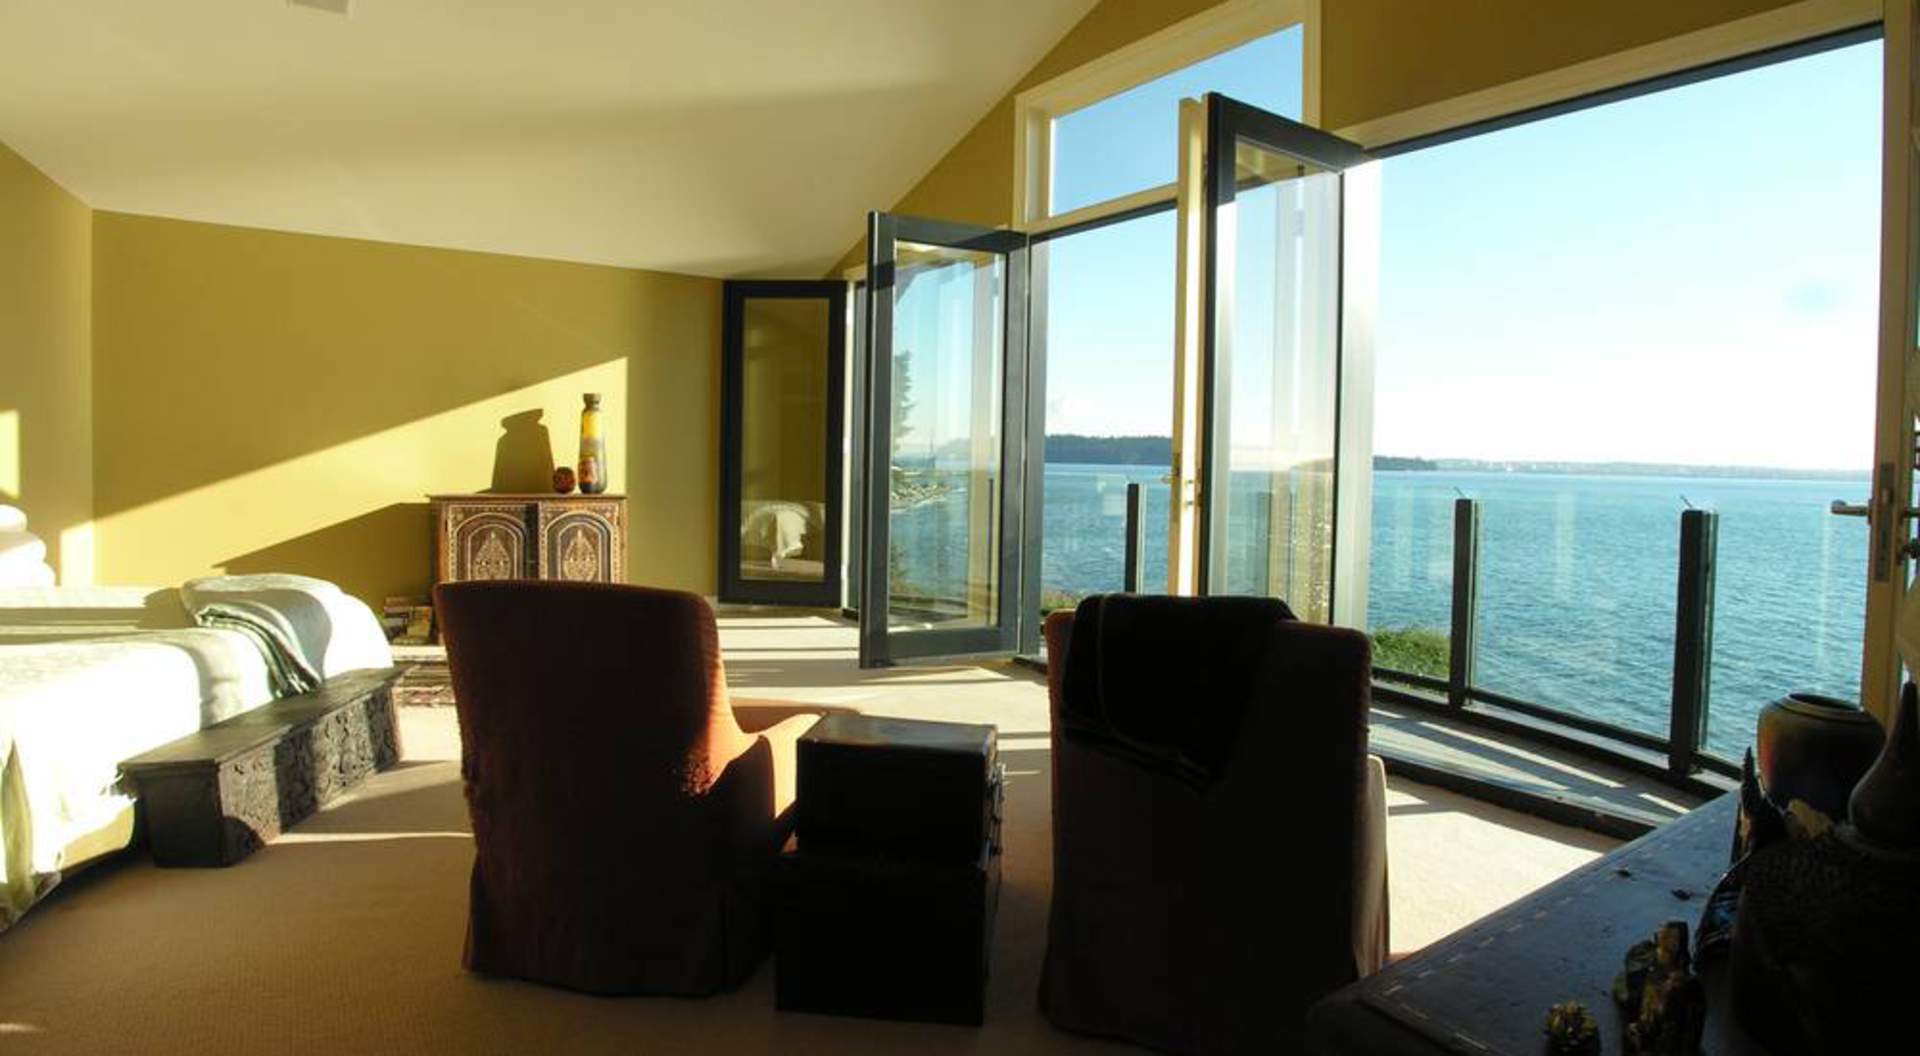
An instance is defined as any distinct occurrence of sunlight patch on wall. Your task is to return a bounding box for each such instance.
[0,409,18,497]
[91,360,627,601]
[57,522,93,587]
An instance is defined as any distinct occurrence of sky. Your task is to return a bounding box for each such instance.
[893,28,1305,457]
[892,244,1002,463]
[1001,29,1885,472]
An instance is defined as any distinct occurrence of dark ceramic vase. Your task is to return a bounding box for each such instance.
[1754,693,1884,819]
[1848,682,1920,850]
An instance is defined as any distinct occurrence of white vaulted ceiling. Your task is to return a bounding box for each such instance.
[0,0,1097,276]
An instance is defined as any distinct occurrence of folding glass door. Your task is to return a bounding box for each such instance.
[858,214,1035,667]
[1184,93,1376,624]
[854,96,1371,664]
[719,281,847,607]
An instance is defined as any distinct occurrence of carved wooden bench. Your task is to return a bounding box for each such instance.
[119,666,405,866]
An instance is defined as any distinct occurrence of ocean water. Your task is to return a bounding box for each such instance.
[1039,464,1174,598]
[1368,470,1868,758]
[1018,464,1870,759]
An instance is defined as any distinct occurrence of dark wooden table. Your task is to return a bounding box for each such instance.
[1306,794,1763,1055]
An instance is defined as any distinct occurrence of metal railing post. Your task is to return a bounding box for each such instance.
[1669,508,1718,776]
[1449,498,1481,709]
[1123,483,1145,593]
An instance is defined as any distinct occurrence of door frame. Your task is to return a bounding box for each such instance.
[859,212,1034,667]
[843,276,869,617]
[718,279,849,607]
[1865,0,1916,725]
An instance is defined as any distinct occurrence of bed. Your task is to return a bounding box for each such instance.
[0,577,392,929]
[739,499,827,579]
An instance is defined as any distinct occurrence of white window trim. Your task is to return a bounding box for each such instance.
[1011,0,1315,232]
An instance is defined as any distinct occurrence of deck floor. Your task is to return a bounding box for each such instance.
[406,608,1717,835]
[735,608,1722,836]
[1367,702,1717,835]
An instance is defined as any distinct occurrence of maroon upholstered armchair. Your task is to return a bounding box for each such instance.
[1039,607,1389,1055]
[434,580,819,996]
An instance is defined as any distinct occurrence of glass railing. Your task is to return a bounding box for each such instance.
[1474,478,1680,746]
[1367,472,1456,684]
[1701,481,1867,759]
[1028,464,1868,781]
[1040,467,1171,613]
[1367,478,1869,780]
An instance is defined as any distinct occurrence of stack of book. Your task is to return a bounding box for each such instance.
[382,596,435,644]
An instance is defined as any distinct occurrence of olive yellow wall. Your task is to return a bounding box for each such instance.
[840,0,1808,260]
[835,0,1225,271]
[0,140,92,583]
[90,212,721,604]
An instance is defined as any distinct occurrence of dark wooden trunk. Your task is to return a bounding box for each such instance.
[120,667,404,866]
[774,826,1002,1026]
[778,714,1004,1025]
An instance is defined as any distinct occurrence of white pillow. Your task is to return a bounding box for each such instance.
[0,529,48,565]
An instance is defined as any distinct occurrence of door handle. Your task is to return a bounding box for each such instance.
[1831,499,1920,520]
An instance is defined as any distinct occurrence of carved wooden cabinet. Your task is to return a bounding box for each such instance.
[431,494,627,586]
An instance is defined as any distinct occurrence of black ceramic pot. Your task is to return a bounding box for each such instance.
[1754,693,1884,819]
[1849,682,1920,850]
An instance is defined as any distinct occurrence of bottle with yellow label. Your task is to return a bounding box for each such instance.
[577,393,608,495]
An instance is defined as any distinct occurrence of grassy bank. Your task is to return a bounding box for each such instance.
[1371,626,1449,679]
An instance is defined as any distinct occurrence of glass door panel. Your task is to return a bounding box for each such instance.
[1210,151,1340,614]
[860,214,1031,666]
[1195,95,1372,623]
[889,241,1003,630]
[719,280,846,607]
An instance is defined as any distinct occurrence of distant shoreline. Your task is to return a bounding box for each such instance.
[1374,455,1869,482]
[1040,434,1869,481]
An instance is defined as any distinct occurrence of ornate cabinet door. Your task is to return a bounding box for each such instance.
[437,501,534,582]
[434,495,627,586]
[537,499,626,583]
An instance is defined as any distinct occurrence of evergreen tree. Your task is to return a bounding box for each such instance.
[891,349,915,448]
[887,349,916,507]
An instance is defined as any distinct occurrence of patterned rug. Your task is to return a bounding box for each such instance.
[393,661,455,707]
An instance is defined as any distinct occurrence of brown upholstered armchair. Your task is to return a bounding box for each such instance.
[1039,608,1390,1055]
[434,580,819,996]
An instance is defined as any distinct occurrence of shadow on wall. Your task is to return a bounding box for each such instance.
[224,503,432,605]
[488,410,555,493]
[90,214,724,597]
[91,216,641,518]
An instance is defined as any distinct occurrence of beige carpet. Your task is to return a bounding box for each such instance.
[0,612,1615,1053]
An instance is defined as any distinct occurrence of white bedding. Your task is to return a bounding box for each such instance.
[741,500,825,568]
[0,582,393,928]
